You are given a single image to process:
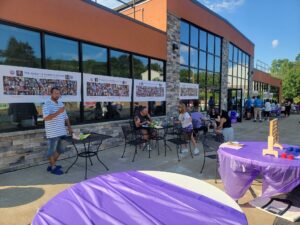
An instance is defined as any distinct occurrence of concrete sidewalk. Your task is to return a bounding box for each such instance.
[0,115,299,225]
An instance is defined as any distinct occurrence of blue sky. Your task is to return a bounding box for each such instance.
[198,0,300,66]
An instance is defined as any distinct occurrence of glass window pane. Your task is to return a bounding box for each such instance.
[238,64,242,77]
[245,55,249,67]
[245,67,249,79]
[180,66,189,82]
[0,24,41,68]
[110,50,130,77]
[207,54,214,72]
[190,47,198,68]
[214,56,220,73]
[200,30,207,51]
[180,44,189,66]
[228,62,233,75]
[233,47,238,63]
[233,63,238,76]
[45,35,79,72]
[227,75,233,88]
[199,51,206,69]
[82,43,107,75]
[233,76,238,88]
[150,101,166,116]
[207,71,214,87]
[150,59,164,81]
[180,21,189,44]
[207,34,214,54]
[190,68,198,84]
[214,73,220,87]
[238,50,242,64]
[199,70,206,87]
[215,37,221,56]
[133,55,148,80]
[190,26,198,48]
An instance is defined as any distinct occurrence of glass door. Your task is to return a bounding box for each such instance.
[227,88,243,122]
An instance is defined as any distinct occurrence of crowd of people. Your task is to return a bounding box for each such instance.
[244,96,296,122]
[3,76,77,96]
[86,82,129,97]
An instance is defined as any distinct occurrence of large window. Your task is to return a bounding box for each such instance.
[45,35,79,72]
[228,43,250,98]
[0,22,166,133]
[180,20,222,111]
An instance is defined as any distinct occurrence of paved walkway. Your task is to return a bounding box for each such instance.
[0,114,299,225]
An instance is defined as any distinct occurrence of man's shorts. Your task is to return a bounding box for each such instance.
[47,136,67,157]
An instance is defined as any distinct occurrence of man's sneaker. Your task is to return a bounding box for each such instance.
[47,165,62,172]
[193,148,200,155]
[181,148,189,154]
[51,167,63,175]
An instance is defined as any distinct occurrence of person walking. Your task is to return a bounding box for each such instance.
[264,99,271,121]
[253,95,263,122]
[43,87,73,175]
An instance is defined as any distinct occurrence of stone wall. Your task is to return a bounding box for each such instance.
[166,12,180,116]
[0,120,129,174]
[220,38,229,110]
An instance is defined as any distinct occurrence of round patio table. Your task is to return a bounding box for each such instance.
[218,142,300,200]
[32,171,247,225]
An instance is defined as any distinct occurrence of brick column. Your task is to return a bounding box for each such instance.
[166,13,180,116]
[220,38,229,110]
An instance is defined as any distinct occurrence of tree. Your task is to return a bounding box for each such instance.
[270,53,300,101]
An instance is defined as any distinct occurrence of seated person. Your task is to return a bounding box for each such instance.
[215,110,234,142]
[209,108,220,128]
[134,106,152,140]
[175,103,199,155]
[191,110,208,135]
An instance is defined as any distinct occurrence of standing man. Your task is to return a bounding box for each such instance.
[253,95,263,122]
[43,87,73,175]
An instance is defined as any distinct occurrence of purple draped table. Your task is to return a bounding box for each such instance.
[218,141,300,200]
[32,171,247,225]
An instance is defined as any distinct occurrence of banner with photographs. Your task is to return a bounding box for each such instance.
[0,65,81,103]
[133,79,166,102]
[179,82,199,100]
[83,73,132,102]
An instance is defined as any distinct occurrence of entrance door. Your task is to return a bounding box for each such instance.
[227,88,243,122]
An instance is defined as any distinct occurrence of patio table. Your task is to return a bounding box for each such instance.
[32,171,247,225]
[218,141,300,200]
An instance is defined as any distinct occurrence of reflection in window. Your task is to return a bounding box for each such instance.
[215,37,221,56]
[227,75,233,88]
[199,70,206,87]
[133,55,148,80]
[207,54,214,72]
[190,47,198,68]
[82,43,107,75]
[190,68,198,84]
[207,34,214,54]
[233,46,238,63]
[110,50,130,77]
[180,66,189,82]
[0,24,41,68]
[207,72,214,87]
[180,21,189,44]
[215,56,220,73]
[214,73,220,87]
[229,44,233,61]
[180,44,189,65]
[150,59,164,81]
[199,51,206,69]
[45,35,79,72]
[190,26,198,48]
[200,30,207,51]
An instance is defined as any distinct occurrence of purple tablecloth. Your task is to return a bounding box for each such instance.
[32,171,247,225]
[218,142,300,200]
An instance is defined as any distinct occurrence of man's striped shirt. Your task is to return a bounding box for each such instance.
[43,99,68,139]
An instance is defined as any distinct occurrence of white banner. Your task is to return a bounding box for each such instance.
[133,79,166,102]
[179,82,199,100]
[0,65,81,103]
[83,73,132,102]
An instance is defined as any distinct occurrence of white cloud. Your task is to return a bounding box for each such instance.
[272,39,279,48]
[200,0,245,12]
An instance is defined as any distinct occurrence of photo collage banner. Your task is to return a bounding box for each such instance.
[179,82,199,100]
[133,79,166,102]
[0,65,81,103]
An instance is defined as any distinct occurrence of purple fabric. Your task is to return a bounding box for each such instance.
[191,112,204,128]
[218,142,300,200]
[32,171,247,225]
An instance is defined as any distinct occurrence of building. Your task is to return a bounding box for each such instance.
[0,0,281,172]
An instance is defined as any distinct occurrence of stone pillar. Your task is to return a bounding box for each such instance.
[166,13,180,116]
[220,38,229,110]
[248,55,254,97]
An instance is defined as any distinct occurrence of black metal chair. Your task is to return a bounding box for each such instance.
[200,133,224,183]
[121,125,148,162]
[167,128,194,161]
